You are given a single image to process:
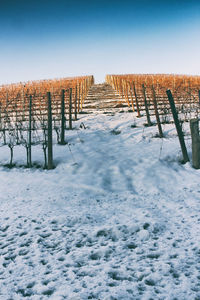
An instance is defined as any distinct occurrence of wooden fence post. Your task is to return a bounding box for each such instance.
[28,95,32,167]
[60,89,66,145]
[142,84,152,126]
[152,85,163,137]
[69,88,72,130]
[166,89,189,163]
[190,119,200,169]
[47,92,53,169]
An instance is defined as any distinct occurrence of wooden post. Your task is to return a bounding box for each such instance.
[22,88,25,121]
[60,89,65,145]
[190,119,200,169]
[82,81,85,107]
[128,82,135,112]
[133,82,141,117]
[28,95,32,167]
[142,84,152,126]
[122,80,125,101]
[74,85,78,121]
[84,78,87,99]
[152,85,163,137]
[166,89,189,163]
[47,92,53,169]
[122,80,126,102]
[69,88,72,130]
[15,103,19,145]
[125,81,130,107]
[80,82,83,111]
[77,83,80,113]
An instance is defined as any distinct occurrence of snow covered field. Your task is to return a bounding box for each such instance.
[0,110,200,299]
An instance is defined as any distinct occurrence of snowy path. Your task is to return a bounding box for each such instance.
[0,111,200,299]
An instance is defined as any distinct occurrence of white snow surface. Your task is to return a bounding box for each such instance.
[0,110,200,300]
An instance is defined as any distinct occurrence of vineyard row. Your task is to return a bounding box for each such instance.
[106,74,200,118]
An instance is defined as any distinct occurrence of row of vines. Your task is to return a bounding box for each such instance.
[106,74,200,120]
[106,74,200,167]
[0,75,94,168]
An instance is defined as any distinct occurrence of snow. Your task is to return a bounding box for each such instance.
[0,109,200,299]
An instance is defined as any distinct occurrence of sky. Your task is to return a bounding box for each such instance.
[0,0,200,84]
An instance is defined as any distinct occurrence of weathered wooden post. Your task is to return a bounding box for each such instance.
[142,84,152,126]
[190,119,200,169]
[77,83,80,113]
[166,89,189,163]
[28,95,32,167]
[74,85,78,121]
[198,90,200,105]
[133,82,141,117]
[69,88,72,130]
[60,89,65,145]
[47,92,53,169]
[152,85,163,137]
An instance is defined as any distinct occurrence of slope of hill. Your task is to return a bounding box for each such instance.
[0,109,200,299]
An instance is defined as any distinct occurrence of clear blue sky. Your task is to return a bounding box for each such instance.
[0,0,200,84]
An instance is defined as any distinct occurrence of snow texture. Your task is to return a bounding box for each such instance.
[0,110,200,299]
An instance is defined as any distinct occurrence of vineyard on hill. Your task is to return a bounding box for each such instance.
[1,74,200,299]
[1,73,200,169]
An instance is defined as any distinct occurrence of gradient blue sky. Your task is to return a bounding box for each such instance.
[0,0,200,84]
